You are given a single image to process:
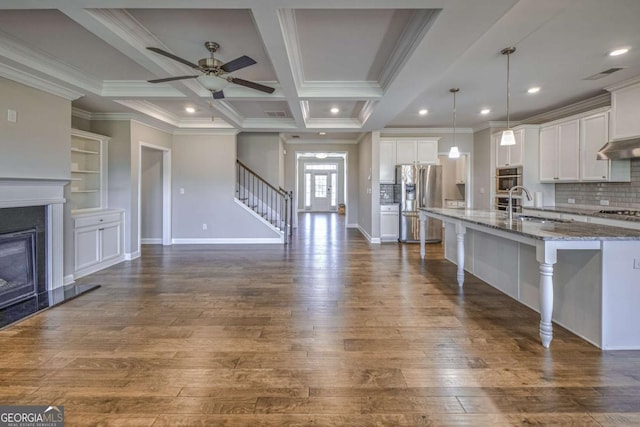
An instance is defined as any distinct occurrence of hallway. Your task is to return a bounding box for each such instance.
[0,214,638,425]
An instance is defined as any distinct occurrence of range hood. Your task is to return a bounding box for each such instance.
[597,137,640,160]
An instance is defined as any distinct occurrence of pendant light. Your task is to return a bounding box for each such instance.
[448,88,460,158]
[500,46,516,146]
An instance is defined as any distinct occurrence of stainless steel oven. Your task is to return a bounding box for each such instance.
[495,195,521,212]
[496,166,522,194]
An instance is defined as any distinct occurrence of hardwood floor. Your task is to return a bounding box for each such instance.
[1,212,639,426]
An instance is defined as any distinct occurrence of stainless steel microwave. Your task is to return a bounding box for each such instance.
[495,166,522,193]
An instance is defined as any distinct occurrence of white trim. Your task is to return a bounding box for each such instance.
[125,251,141,261]
[138,142,172,257]
[141,238,163,244]
[605,76,640,92]
[172,128,240,136]
[234,198,285,239]
[382,128,472,135]
[72,107,93,120]
[278,9,305,89]
[358,225,380,244]
[172,238,283,245]
[63,275,75,286]
[0,63,84,100]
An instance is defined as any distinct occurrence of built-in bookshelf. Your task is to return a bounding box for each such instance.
[70,129,109,212]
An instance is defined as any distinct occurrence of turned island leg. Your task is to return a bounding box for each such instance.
[455,222,466,287]
[536,243,557,348]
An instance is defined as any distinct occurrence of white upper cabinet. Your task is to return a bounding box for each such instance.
[539,119,579,182]
[610,80,640,140]
[379,139,397,184]
[495,129,523,167]
[580,111,630,182]
[396,138,439,164]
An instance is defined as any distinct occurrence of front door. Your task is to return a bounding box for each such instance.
[311,172,330,211]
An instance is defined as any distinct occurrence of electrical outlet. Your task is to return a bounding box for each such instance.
[202,223,208,230]
[634,259,640,269]
[600,199,610,206]
[568,198,575,204]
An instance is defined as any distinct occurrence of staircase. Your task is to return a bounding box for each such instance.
[236,160,293,243]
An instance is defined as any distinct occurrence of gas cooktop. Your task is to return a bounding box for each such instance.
[598,209,640,217]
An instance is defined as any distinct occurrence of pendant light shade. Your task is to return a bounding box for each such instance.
[500,46,516,146]
[448,88,460,158]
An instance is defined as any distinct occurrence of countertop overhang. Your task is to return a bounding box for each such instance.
[420,208,640,241]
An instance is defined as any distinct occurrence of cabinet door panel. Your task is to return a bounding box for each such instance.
[396,140,417,164]
[416,139,438,163]
[75,227,100,270]
[580,113,609,181]
[380,213,399,241]
[539,126,557,181]
[380,140,396,183]
[557,120,579,180]
[509,130,524,166]
[101,222,122,263]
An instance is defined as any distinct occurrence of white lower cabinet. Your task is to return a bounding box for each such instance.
[74,210,125,279]
[380,204,399,242]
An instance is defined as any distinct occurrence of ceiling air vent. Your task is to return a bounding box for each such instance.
[265,111,288,118]
[583,67,624,80]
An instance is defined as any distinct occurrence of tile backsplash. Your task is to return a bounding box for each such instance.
[555,158,640,209]
[380,184,399,204]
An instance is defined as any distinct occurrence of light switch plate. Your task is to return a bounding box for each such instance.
[7,109,17,122]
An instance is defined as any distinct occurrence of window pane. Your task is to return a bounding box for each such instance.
[305,173,311,207]
[314,175,327,198]
[330,173,337,207]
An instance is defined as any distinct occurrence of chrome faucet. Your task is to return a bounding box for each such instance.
[507,185,532,223]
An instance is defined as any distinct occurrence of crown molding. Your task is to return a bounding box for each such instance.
[378,9,440,89]
[521,93,610,124]
[177,117,234,129]
[359,100,377,125]
[0,32,102,95]
[101,80,187,97]
[300,100,310,122]
[381,127,473,135]
[71,107,93,120]
[278,9,305,90]
[242,118,298,130]
[113,100,180,127]
[0,63,84,100]
[605,75,640,92]
[305,118,362,129]
[286,139,360,145]
[298,81,383,99]
[91,112,137,121]
[172,128,240,136]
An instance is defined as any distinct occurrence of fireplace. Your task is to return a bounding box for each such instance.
[0,229,38,309]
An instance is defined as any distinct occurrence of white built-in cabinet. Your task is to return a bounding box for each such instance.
[380,204,399,242]
[539,119,580,182]
[609,79,640,140]
[379,139,397,184]
[395,138,439,164]
[70,129,109,212]
[70,129,125,279]
[73,210,125,279]
[495,129,523,167]
[539,109,630,183]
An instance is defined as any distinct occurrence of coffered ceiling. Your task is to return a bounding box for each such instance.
[1,0,639,141]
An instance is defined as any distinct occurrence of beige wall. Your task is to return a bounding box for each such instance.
[473,127,492,210]
[358,133,373,238]
[141,147,163,240]
[237,132,282,188]
[0,78,70,179]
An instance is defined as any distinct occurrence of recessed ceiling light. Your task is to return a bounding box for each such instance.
[480,108,491,115]
[609,48,629,56]
[419,109,428,116]
[527,87,541,94]
[319,132,326,135]
[185,107,196,113]
[330,107,340,114]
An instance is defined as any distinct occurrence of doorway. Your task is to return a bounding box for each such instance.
[138,142,171,252]
[304,164,338,212]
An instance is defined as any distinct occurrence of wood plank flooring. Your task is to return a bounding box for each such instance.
[1,212,639,426]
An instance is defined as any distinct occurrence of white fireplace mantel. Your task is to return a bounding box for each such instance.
[0,177,67,290]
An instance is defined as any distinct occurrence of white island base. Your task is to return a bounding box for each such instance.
[419,209,640,350]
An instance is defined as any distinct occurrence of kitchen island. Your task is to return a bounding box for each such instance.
[419,208,640,350]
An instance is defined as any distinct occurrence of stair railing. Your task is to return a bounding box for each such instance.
[236,160,293,243]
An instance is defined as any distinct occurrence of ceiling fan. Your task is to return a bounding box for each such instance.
[146,41,275,99]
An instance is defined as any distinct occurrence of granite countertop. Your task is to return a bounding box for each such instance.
[524,206,640,223]
[420,208,640,241]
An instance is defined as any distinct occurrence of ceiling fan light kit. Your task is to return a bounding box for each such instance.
[146,41,274,100]
[500,46,516,146]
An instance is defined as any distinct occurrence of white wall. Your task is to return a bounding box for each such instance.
[473,127,492,210]
[358,133,374,239]
[141,147,163,241]
[172,133,280,241]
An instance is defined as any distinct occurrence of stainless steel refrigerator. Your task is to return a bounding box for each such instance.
[396,164,442,243]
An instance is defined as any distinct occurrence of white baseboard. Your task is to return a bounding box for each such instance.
[141,238,163,245]
[346,223,359,228]
[357,226,380,244]
[125,251,141,261]
[172,237,283,245]
[63,274,75,286]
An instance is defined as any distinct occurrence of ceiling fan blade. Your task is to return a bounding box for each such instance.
[148,75,199,83]
[212,90,225,100]
[230,77,275,94]
[147,47,200,69]
[220,55,257,73]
